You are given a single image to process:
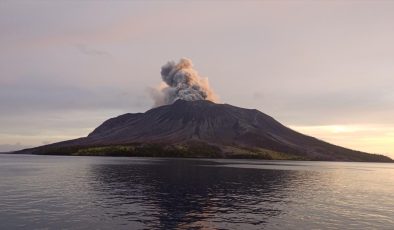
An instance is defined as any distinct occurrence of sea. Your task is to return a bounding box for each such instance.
[0,154,393,229]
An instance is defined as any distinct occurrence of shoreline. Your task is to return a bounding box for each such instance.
[6,151,393,163]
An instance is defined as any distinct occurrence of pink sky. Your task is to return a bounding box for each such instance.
[0,1,393,157]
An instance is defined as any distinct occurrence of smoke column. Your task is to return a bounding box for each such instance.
[150,58,218,107]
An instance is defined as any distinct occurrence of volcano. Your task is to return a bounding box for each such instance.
[17,100,392,162]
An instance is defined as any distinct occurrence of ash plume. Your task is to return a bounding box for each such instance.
[150,58,218,107]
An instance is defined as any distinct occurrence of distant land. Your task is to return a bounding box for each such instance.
[14,100,392,162]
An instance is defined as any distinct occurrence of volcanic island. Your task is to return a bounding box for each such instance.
[15,59,392,162]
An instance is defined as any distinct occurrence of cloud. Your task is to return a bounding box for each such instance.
[249,88,394,125]
[75,44,111,57]
[0,75,149,115]
[0,143,32,152]
[150,58,218,107]
[289,124,394,157]
[1,1,394,156]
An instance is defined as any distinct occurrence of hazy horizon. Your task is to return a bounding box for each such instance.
[1,1,393,158]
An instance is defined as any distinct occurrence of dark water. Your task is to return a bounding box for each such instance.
[0,154,393,229]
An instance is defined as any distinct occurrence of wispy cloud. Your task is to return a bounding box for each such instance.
[75,44,111,57]
[0,143,32,152]
[1,1,394,157]
[290,124,394,157]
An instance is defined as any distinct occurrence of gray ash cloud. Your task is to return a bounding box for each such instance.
[150,58,217,107]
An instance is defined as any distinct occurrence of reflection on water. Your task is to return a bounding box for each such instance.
[0,155,393,229]
[89,159,313,229]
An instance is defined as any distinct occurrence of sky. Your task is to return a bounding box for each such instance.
[0,1,393,158]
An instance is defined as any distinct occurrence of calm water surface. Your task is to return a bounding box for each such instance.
[0,154,393,229]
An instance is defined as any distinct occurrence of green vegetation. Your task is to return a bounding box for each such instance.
[23,141,392,162]
[29,141,309,160]
[222,145,306,160]
[32,142,222,158]
[74,146,133,156]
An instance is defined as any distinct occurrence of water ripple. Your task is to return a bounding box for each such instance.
[0,155,393,229]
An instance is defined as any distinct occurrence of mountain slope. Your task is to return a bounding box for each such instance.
[17,100,392,162]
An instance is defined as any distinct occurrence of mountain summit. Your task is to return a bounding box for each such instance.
[18,100,392,162]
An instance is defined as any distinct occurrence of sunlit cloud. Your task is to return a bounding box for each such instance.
[1,1,394,158]
[289,124,394,158]
[75,44,111,57]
